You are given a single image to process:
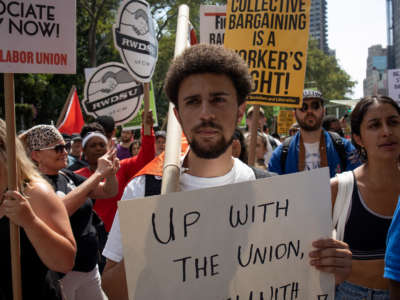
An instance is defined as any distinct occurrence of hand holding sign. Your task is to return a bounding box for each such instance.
[310,238,352,285]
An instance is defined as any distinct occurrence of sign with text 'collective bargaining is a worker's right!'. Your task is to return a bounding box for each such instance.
[224,0,311,108]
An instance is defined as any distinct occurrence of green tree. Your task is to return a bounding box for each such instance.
[305,39,356,100]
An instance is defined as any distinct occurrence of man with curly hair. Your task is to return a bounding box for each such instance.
[101,44,351,299]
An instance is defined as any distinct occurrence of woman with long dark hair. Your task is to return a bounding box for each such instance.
[331,96,400,299]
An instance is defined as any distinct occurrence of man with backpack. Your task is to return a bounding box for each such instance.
[268,89,360,177]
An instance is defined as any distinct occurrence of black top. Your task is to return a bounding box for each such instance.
[343,175,392,260]
[45,169,99,272]
[0,217,56,299]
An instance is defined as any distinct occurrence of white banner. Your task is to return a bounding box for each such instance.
[0,0,76,74]
[388,69,400,106]
[119,168,335,300]
[200,5,226,45]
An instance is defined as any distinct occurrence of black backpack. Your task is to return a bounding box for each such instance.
[280,131,347,172]
[144,167,275,196]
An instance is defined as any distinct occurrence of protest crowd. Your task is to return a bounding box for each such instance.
[0,43,399,300]
[1,2,400,298]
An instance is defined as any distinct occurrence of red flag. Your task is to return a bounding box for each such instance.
[58,89,85,135]
[189,22,198,45]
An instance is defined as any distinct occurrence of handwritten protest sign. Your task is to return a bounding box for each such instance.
[82,62,143,126]
[0,0,76,74]
[119,168,334,300]
[200,5,226,45]
[224,0,310,108]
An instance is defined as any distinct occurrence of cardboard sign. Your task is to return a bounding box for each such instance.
[82,62,143,126]
[123,81,159,130]
[200,5,226,45]
[0,0,76,74]
[388,69,400,106]
[113,0,158,83]
[119,168,334,300]
[224,0,310,108]
[277,110,295,135]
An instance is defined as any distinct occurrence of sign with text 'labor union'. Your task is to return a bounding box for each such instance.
[0,0,76,74]
[224,0,311,108]
[119,168,334,300]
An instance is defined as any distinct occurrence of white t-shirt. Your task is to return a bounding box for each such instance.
[103,157,255,262]
[304,142,320,170]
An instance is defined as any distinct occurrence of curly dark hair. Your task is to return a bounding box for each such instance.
[351,95,400,162]
[164,44,253,108]
[80,122,106,139]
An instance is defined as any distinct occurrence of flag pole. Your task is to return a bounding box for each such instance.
[143,83,151,136]
[161,4,189,194]
[4,73,22,300]
[247,104,261,166]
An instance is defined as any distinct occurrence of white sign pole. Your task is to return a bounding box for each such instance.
[161,5,189,195]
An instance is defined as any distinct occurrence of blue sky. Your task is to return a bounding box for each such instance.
[328,0,387,99]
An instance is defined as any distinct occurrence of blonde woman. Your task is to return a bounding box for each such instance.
[0,119,76,299]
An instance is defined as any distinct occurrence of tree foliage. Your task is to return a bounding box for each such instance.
[305,39,356,100]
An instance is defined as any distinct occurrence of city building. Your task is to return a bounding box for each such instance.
[363,45,388,97]
[309,0,329,54]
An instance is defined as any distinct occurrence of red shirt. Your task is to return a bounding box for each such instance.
[75,133,155,231]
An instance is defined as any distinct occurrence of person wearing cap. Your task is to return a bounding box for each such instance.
[154,130,166,156]
[246,105,280,165]
[68,134,83,167]
[20,124,119,300]
[246,105,281,149]
[268,89,360,177]
[117,128,134,160]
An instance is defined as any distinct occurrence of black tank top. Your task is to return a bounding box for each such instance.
[0,218,52,299]
[343,175,392,260]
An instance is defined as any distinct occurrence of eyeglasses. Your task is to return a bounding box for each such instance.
[299,101,322,112]
[39,143,71,154]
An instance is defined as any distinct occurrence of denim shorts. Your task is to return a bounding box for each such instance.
[335,281,389,300]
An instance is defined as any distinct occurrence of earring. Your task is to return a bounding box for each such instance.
[360,146,367,158]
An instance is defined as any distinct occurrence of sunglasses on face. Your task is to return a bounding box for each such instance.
[39,143,71,154]
[299,101,322,112]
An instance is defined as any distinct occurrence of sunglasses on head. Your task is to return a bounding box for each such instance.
[299,100,322,112]
[39,143,71,153]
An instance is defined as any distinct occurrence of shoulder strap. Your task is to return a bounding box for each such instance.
[144,174,162,196]
[268,135,278,149]
[328,131,347,171]
[280,136,293,172]
[249,166,274,179]
[332,171,354,241]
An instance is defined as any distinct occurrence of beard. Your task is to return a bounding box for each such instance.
[296,113,323,132]
[187,121,234,159]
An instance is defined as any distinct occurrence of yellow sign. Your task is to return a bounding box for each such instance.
[224,0,311,108]
[277,110,295,135]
